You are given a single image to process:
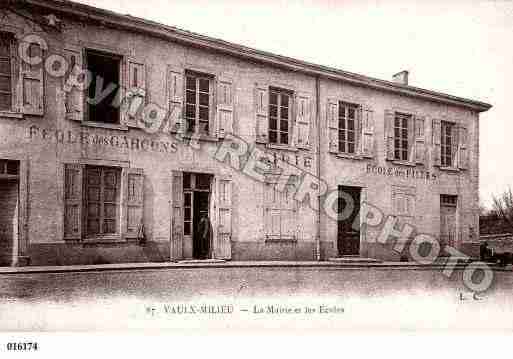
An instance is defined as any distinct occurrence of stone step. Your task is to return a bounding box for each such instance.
[178,259,226,264]
[328,257,383,264]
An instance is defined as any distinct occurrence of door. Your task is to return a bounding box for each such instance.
[338,186,361,256]
[440,195,457,248]
[193,191,210,259]
[0,180,18,266]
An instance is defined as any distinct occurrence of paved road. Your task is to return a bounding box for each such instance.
[0,266,512,330]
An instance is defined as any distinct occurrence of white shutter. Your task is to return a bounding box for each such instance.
[171,170,183,261]
[63,47,83,122]
[255,83,268,143]
[216,77,234,138]
[385,110,395,160]
[458,126,468,170]
[432,118,441,166]
[20,42,44,116]
[360,106,374,157]
[280,182,298,239]
[123,168,144,239]
[125,59,146,128]
[294,92,312,149]
[451,125,459,168]
[327,99,339,153]
[214,177,232,259]
[165,66,184,135]
[414,116,426,164]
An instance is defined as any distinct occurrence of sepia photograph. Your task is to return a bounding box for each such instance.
[0,0,512,350]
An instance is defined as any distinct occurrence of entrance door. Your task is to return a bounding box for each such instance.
[338,186,361,256]
[0,180,18,266]
[440,195,457,248]
[193,191,210,259]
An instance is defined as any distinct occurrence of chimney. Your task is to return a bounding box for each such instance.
[392,70,409,85]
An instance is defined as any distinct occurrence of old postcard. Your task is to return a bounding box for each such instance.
[0,0,511,352]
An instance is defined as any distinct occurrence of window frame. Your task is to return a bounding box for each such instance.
[268,87,293,146]
[393,112,411,161]
[0,32,15,113]
[85,48,122,125]
[441,120,457,168]
[184,70,214,136]
[84,165,121,238]
[338,101,359,154]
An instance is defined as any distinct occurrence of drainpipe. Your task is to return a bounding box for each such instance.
[315,75,322,261]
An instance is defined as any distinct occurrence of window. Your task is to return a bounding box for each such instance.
[185,71,212,135]
[0,159,18,176]
[441,121,457,167]
[269,88,291,145]
[86,50,121,124]
[264,177,298,240]
[440,194,457,207]
[338,102,358,154]
[0,33,13,111]
[394,112,411,161]
[85,166,121,236]
[392,186,415,217]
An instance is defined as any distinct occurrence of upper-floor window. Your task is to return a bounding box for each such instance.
[269,88,291,145]
[86,49,121,124]
[441,121,457,167]
[0,33,13,111]
[185,71,213,135]
[394,112,411,161]
[338,102,358,154]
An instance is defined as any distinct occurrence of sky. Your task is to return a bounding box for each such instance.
[75,0,512,208]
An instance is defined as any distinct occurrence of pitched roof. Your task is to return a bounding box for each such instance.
[21,0,492,112]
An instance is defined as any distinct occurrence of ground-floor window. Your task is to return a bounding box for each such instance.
[85,166,121,236]
[264,177,298,240]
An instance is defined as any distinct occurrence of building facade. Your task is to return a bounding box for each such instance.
[0,0,491,266]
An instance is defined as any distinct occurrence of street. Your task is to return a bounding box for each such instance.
[1,265,512,330]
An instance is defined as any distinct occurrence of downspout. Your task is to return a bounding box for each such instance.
[316,75,322,261]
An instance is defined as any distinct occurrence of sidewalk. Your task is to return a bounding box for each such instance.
[0,257,487,275]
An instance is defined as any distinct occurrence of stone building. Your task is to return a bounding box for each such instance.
[0,0,491,266]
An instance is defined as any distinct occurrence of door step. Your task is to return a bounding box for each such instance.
[178,259,226,264]
[328,257,383,264]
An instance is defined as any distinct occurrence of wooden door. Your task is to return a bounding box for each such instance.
[338,186,361,256]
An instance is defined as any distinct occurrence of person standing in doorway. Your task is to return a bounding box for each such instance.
[195,212,212,259]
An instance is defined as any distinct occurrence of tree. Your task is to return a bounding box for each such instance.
[492,187,513,232]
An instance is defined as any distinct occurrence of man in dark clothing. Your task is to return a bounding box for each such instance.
[195,213,212,259]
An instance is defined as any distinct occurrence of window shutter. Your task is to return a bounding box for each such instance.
[165,66,184,135]
[214,177,232,259]
[125,59,146,128]
[64,164,83,240]
[408,115,415,162]
[327,98,339,153]
[384,110,395,160]
[414,116,426,164]
[21,42,44,116]
[122,168,144,239]
[294,92,312,149]
[216,77,234,138]
[360,106,375,158]
[458,126,468,169]
[255,83,269,143]
[171,170,183,261]
[432,118,441,166]
[280,182,298,239]
[63,47,83,122]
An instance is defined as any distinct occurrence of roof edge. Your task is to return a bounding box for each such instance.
[20,0,492,112]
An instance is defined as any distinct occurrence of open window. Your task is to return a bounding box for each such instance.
[0,33,14,112]
[86,49,121,124]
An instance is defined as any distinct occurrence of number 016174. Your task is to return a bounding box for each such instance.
[6,342,39,351]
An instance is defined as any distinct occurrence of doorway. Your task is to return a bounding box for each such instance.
[337,186,361,256]
[0,179,19,266]
[440,195,457,248]
[183,172,212,259]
